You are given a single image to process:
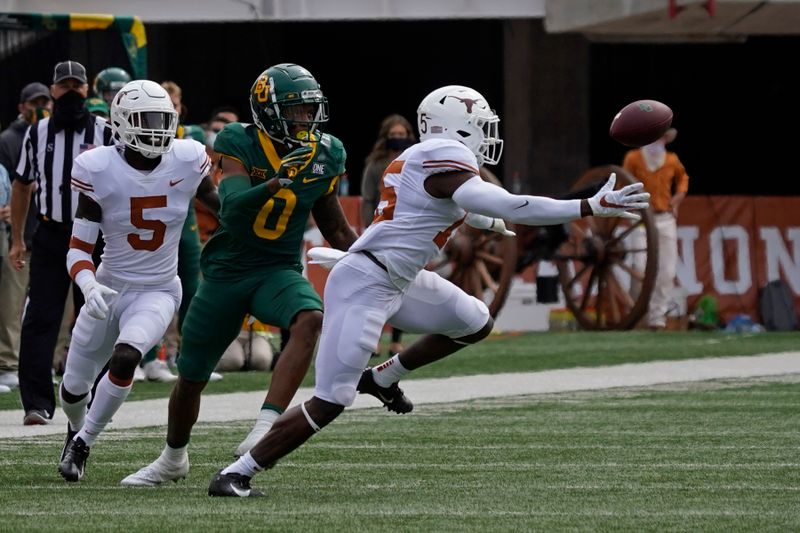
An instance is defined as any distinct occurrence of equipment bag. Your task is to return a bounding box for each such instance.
[759,280,798,331]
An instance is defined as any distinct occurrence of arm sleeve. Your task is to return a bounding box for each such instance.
[452,176,581,226]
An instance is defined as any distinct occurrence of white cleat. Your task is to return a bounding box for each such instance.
[120,459,189,487]
[143,360,178,382]
[133,365,146,382]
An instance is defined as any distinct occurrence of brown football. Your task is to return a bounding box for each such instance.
[609,100,673,147]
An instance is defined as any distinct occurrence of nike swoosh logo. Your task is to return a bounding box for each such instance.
[230,485,251,497]
[375,391,393,403]
[599,195,625,209]
[169,178,184,187]
[302,176,323,183]
[514,200,529,209]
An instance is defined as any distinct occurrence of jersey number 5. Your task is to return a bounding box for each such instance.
[129,196,167,251]
[253,188,296,240]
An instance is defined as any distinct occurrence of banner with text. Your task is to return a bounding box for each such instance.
[677,196,800,323]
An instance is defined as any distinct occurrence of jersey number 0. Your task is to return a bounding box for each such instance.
[253,188,297,239]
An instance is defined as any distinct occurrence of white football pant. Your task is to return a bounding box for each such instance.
[62,275,181,395]
[314,252,489,407]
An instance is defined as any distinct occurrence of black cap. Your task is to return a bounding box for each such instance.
[53,60,88,84]
[20,82,50,103]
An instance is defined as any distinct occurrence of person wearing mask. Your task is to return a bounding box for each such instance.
[622,127,689,330]
[0,82,52,391]
[360,114,417,356]
[9,61,114,425]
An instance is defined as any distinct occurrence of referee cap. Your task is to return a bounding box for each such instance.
[53,60,88,84]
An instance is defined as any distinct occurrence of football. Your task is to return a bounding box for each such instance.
[609,100,673,147]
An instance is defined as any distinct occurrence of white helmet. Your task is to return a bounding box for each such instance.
[110,80,178,158]
[416,85,503,166]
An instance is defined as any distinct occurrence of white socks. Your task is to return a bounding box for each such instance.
[76,374,132,447]
[372,355,409,387]
[60,387,91,433]
[221,452,263,478]
[160,443,188,465]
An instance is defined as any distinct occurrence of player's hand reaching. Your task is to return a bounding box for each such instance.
[587,173,650,221]
[277,146,314,187]
[82,279,118,320]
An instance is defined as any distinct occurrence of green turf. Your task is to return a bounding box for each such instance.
[2,330,799,411]
[2,379,799,531]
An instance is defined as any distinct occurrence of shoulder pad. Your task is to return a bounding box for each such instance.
[172,138,206,162]
[76,145,115,173]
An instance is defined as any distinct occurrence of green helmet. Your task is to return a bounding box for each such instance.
[93,67,132,107]
[249,63,329,148]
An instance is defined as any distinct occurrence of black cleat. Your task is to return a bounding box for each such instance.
[208,470,264,497]
[357,368,413,414]
[60,424,79,463]
[59,436,90,482]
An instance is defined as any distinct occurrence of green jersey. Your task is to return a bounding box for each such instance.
[202,122,346,280]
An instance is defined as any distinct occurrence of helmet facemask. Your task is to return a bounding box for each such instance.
[111,81,178,159]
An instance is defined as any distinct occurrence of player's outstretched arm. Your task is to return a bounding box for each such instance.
[311,187,359,251]
[428,171,648,225]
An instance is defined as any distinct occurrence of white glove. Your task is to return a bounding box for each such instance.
[81,279,118,320]
[587,173,650,221]
[488,218,516,237]
[464,213,516,237]
[307,247,348,271]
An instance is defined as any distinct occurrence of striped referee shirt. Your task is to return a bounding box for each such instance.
[15,114,113,224]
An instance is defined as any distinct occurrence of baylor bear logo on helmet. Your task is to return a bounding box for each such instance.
[249,63,330,149]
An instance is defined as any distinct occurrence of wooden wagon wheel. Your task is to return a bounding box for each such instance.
[427,169,517,318]
[554,165,658,330]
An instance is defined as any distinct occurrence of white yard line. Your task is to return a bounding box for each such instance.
[2,351,799,439]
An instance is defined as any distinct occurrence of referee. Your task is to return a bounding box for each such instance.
[9,60,114,425]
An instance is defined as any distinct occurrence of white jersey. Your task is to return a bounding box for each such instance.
[350,138,479,287]
[71,139,211,285]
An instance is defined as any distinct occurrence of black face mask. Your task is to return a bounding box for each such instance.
[52,90,87,129]
[386,137,414,152]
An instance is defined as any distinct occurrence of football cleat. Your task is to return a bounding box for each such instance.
[58,436,90,482]
[120,458,189,486]
[208,470,264,498]
[357,368,413,414]
[60,424,79,463]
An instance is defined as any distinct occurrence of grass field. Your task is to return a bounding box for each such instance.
[2,331,800,531]
[2,378,799,531]
[2,330,799,411]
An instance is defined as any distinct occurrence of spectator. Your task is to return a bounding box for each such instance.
[9,61,114,425]
[622,127,689,330]
[0,82,52,392]
[360,113,416,356]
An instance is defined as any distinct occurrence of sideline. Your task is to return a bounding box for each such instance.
[2,351,799,439]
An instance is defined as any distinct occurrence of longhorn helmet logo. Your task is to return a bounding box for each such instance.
[446,95,482,114]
